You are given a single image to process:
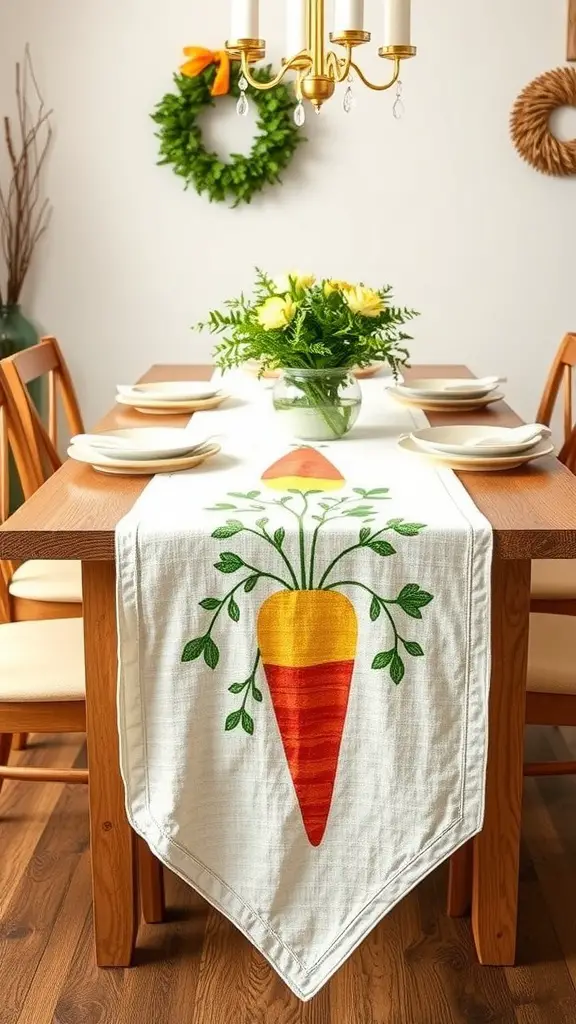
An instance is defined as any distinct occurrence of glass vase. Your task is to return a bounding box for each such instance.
[272,367,362,441]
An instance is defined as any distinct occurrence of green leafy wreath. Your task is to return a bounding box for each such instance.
[151,64,304,206]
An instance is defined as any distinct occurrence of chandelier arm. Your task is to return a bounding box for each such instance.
[349,57,401,92]
[326,47,353,84]
[240,52,313,90]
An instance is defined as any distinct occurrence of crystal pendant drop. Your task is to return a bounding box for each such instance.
[294,101,306,127]
[392,96,405,119]
[343,86,354,113]
[238,74,248,91]
[236,91,249,117]
[392,81,405,120]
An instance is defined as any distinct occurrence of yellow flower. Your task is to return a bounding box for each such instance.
[343,285,385,318]
[257,295,296,331]
[274,271,316,294]
[323,278,353,296]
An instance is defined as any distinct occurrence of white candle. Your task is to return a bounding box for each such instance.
[286,0,308,55]
[334,0,365,33]
[230,0,259,40]
[384,0,411,46]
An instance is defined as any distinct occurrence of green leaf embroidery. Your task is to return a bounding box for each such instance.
[359,527,371,544]
[199,598,221,610]
[212,520,245,539]
[403,640,424,657]
[225,710,242,731]
[343,506,374,518]
[244,575,259,593]
[274,527,286,548]
[372,649,394,670]
[241,710,254,735]
[365,488,390,497]
[207,503,237,510]
[252,686,263,702]
[397,585,434,618]
[370,595,381,621]
[182,636,206,662]
[214,552,244,574]
[368,540,396,557]
[228,596,240,622]
[204,636,220,669]
[256,517,269,529]
[392,522,427,536]
[228,681,246,694]
[390,653,405,685]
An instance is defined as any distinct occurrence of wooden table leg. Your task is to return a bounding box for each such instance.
[472,557,530,965]
[82,561,137,967]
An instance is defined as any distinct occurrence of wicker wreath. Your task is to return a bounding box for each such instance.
[510,66,576,176]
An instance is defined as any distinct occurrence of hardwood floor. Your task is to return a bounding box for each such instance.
[2,728,576,1024]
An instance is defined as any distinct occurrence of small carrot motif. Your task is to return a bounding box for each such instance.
[261,447,345,492]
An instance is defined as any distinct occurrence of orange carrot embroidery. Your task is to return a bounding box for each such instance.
[182,449,434,846]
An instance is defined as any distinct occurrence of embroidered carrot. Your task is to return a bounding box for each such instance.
[261,447,345,492]
[257,589,357,847]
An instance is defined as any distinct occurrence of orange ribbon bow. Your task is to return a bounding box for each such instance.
[180,46,231,97]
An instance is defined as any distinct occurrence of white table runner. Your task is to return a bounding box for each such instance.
[116,376,492,1000]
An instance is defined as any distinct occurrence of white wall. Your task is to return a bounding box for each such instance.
[1,0,575,426]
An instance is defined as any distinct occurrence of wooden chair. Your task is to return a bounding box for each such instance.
[531,332,576,614]
[0,337,84,624]
[448,420,576,917]
[0,374,164,924]
[448,605,576,916]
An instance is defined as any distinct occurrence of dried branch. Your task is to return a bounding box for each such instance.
[0,46,53,307]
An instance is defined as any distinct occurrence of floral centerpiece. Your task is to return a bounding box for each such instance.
[199,269,418,440]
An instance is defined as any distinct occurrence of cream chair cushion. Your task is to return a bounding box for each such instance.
[528,614,576,695]
[531,560,576,601]
[9,559,82,604]
[0,617,85,701]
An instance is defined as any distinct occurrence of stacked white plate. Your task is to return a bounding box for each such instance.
[398,424,554,472]
[387,376,505,412]
[116,381,227,415]
[68,428,221,476]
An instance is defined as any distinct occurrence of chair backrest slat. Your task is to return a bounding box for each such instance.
[559,424,576,475]
[0,375,44,622]
[536,333,576,443]
[0,336,84,482]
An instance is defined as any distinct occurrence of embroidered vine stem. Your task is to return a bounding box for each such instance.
[225,649,262,735]
[316,526,391,589]
[243,525,299,589]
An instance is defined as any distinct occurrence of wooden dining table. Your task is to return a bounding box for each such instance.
[1,361,576,972]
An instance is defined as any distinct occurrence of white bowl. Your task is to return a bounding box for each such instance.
[409,425,546,457]
[396,378,500,400]
[117,381,221,402]
[70,428,210,461]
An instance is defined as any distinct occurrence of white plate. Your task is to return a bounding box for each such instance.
[387,388,504,413]
[117,381,221,401]
[70,428,212,461]
[116,392,228,413]
[409,425,545,458]
[397,435,554,471]
[67,442,221,475]
[396,378,500,400]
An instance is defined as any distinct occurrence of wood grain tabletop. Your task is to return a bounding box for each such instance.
[1,363,575,561]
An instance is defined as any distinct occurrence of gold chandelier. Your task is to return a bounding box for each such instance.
[226,0,416,124]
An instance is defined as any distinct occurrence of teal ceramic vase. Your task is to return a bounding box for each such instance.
[0,305,42,512]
